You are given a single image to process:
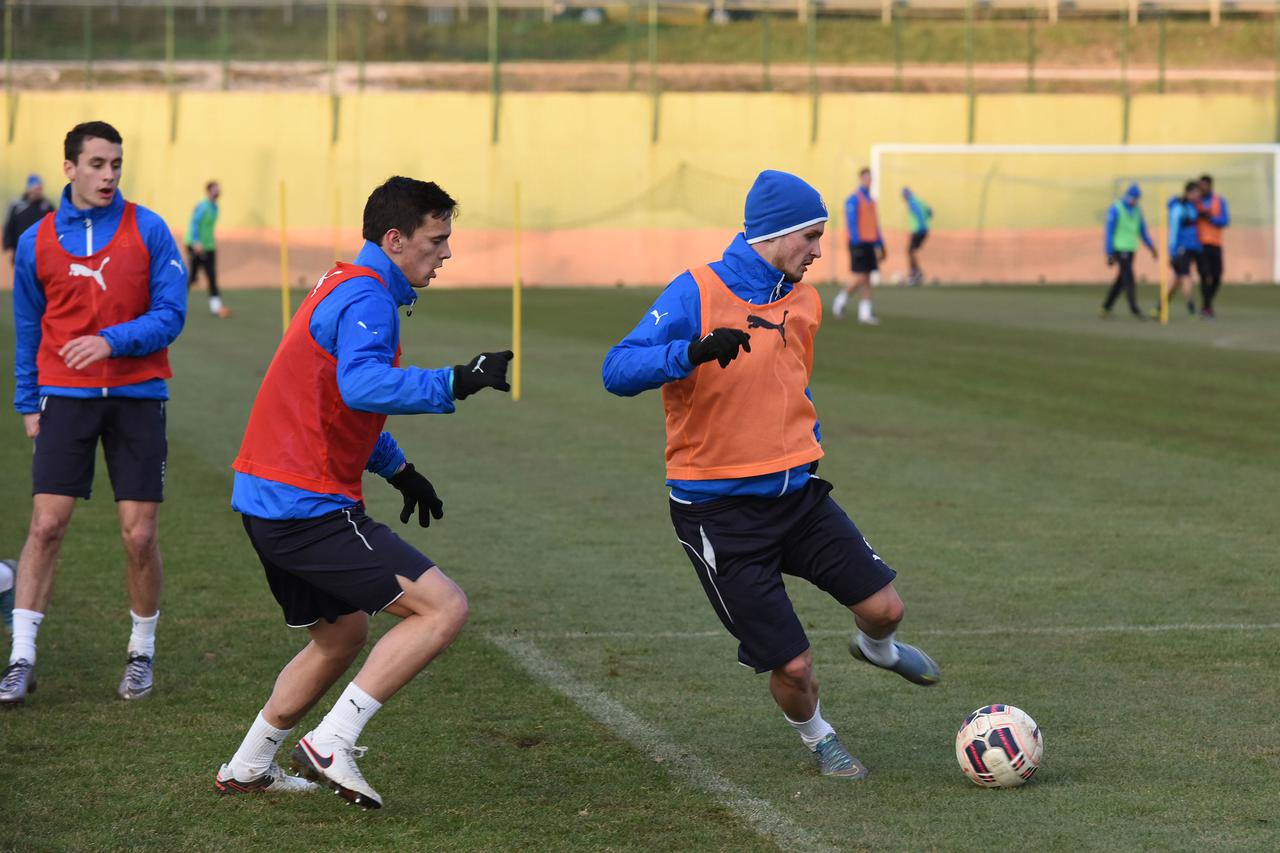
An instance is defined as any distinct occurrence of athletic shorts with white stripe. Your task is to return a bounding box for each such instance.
[669,478,896,673]
[241,503,435,627]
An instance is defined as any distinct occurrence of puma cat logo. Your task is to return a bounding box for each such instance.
[746,310,788,346]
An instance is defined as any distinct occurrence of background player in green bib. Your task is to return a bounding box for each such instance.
[187,181,229,318]
[902,187,932,286]
[1101,183,1157,319]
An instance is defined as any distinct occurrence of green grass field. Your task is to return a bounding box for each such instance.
[2,285,1277,851]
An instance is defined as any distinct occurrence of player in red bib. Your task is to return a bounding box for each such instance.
[2,121,187,707]
[213,177,512,808]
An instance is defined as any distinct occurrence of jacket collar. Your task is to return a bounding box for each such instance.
[354,240,416,308]
[55,184,124,229]
[720,232,791,302]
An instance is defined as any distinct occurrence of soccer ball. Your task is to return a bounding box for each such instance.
[955,704,1043,788]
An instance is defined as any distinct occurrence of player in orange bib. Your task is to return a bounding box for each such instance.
[604,170,940,780]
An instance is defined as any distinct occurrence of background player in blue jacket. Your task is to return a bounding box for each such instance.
[1158,180,1202,317]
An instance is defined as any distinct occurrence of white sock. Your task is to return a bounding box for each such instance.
[10,609,43,664]
[128,610,159,658]
[833,291,847,313]
[210,296,224,313]
[228,711,293,780]
[784,700,836,750]
[311,682,382,746]
[858,298,874,321]
[858,631,900,667]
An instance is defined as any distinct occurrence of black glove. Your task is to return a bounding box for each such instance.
[687,328,751,369]
[1106,253,1118,267]
[454,350,513,400]
[388,463,444,527]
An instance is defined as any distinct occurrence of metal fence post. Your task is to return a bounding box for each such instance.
[648,0,659,142]
[1120,9,1130,143]
[220,1,230,90]
[489,0,500,143]
[894,11,904,92]
[626,1,636,91]
[807,0,818,144]
[1026,7,1037,93]
[83,4,94,89]
[965,0,975,143]
[1274,0,1280,142]
[761,9,771,92]
[165,1,175,88]
[3,0,12,93]
[1157,11,1167,94]
[327,0,337,96]
[358,8,367,92]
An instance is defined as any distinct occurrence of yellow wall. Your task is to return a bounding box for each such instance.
[3,90,1274,233]
[1,90,1273,284]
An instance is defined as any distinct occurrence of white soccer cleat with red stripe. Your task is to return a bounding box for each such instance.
[291,733,383,810]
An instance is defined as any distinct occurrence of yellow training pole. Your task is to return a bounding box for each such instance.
[1158,195,1169,326]
[279,180,291,333]
[331,181,342,265]
[512,181,523,401]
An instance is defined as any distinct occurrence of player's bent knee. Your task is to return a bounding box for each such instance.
[854,585,905,629]
[776,652,814,688]
[395,568,470,628]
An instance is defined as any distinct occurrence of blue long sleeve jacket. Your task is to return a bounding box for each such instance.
[12,186,187,414]
[602,233,821,503]
[232,241,457,520]
[1104,201,1156,256]
[845,188,883,247]
[1168,197,1202,254]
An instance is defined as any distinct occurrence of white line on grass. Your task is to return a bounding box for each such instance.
[488,634,838,853]
[505,622,1280,642]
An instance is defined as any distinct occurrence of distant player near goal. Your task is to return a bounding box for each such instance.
[214,177,513,807]
[1157,180,1203,318]
[2,121,187,707]
[902,186,932,286]
[1100,182,1157,319]
[1194,174,1230,319]
[603,170,940,781]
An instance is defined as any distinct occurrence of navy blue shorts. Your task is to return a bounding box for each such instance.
[32,396,167,502]
[669,478,897,673]
[850,242,879,274]
[1171,249,1198,277]
[242,504,435,628]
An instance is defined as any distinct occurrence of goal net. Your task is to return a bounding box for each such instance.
[869,144,1280,285]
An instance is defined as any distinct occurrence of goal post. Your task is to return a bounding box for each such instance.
[868,144,1280,286]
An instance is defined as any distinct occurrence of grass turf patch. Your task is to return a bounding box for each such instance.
[1,284,1276,850]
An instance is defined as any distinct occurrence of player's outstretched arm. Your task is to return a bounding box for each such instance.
[452,351,513,399]
[330,288,456,415]
[602,273,702,397]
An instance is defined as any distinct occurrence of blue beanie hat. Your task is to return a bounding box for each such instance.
[1125,182,1141,199]
[743,170,828,244]
[25,173,42,190]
